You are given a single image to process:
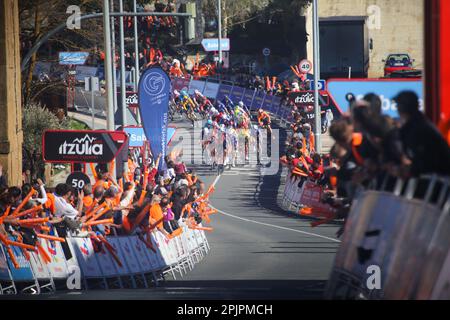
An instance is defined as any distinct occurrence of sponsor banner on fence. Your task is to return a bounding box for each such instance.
[171,77,190,93]
[188,80,206,96]
[124,126,176,148]
[0,246,11,280]
[95,246,119,277]
[28,251,50,280]
[118,237,142,274]
[242,89,256,107]
[107,237,132,275]
[40,238,69,279]
[414,211,450,299]
[130,236,156,272]
[202,82,220,99]
[70,238,103,278]
[3,244,35,281]
[262,95,273,112]
[271,96,282,114]
[229,86,245,104]
[252,91,266,110]
[327,79,424,118]
[326,192,444,300]
[43,130,128,163]
[216,84,233,102]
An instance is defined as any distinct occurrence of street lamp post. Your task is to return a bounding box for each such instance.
[119,0,127,128]
[312,0,322,153]
[218,0,222,66]
[103,0,115,132]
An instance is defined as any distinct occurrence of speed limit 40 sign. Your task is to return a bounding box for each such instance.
[299,59,313,74]
[66,171,91,190]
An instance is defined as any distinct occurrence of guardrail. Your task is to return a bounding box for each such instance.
[0,222,210,294]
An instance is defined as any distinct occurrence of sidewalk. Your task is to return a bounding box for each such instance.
[68,111,107,130]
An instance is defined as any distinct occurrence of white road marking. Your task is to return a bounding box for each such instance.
[209,174,342,244]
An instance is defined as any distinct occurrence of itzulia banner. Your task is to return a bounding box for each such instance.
[138,67,171,170]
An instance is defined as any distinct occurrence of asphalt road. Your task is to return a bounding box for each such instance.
[6,118,340,300]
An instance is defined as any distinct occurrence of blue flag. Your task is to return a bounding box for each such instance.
[138,67,171,170]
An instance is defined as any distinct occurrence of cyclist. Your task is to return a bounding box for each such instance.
[257,108,273,135]
[193,90,212,114]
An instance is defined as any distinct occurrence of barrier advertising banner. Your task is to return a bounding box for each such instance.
[70,238,103,278]
[271,96,282,114]
[171,77,190,93]
[130,236,154,272]
[242,89,256,107]
[43,130,128,163]
[95,247,119,277]
[3,244,35,281]
[262,95,273,111]
[124,126,176,148]
[327,79,423,117]
[119,237,142,274]
[28,252,50,280]
[252,91,266,110]
[0,246,11,280]
[216,84,233,102]
[202,82,220,99]
[39,238,69,279]
[229,86,245,104]
[138,67,171,169]
[188,80,206,96]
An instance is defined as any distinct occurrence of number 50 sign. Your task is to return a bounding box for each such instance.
[299,59,313,74]
[66,172,91,190]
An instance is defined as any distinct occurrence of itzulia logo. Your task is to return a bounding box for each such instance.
[294,92,314,104]
[58,134,103,156]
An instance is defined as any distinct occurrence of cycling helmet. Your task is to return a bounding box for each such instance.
[173,90,180,96]
[194,89,202,96]
[238,101,244,107]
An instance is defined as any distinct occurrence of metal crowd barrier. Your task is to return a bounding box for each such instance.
[170,77,291,123]
[325,174,450,300]
[0,221,210,295]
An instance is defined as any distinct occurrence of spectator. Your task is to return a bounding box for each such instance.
[395,91,450,177]
[53,183,86,235]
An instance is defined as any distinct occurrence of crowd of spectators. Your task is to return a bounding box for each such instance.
[0,149,213,256]
[281,90,450,236]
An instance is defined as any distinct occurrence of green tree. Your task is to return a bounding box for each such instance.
[22,103,69,180]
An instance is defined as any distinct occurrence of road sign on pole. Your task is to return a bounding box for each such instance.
[299,59,313,74]
[262,48,271,57]
[59,52,89,65]
[201,38,230,52]
[310,80,326,91]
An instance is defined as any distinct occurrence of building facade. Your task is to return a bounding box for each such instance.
[306,0,424,78]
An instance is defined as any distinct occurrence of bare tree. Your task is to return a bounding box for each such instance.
[20,0,103,104]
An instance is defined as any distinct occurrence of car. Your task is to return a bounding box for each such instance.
[383,53,415,76]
